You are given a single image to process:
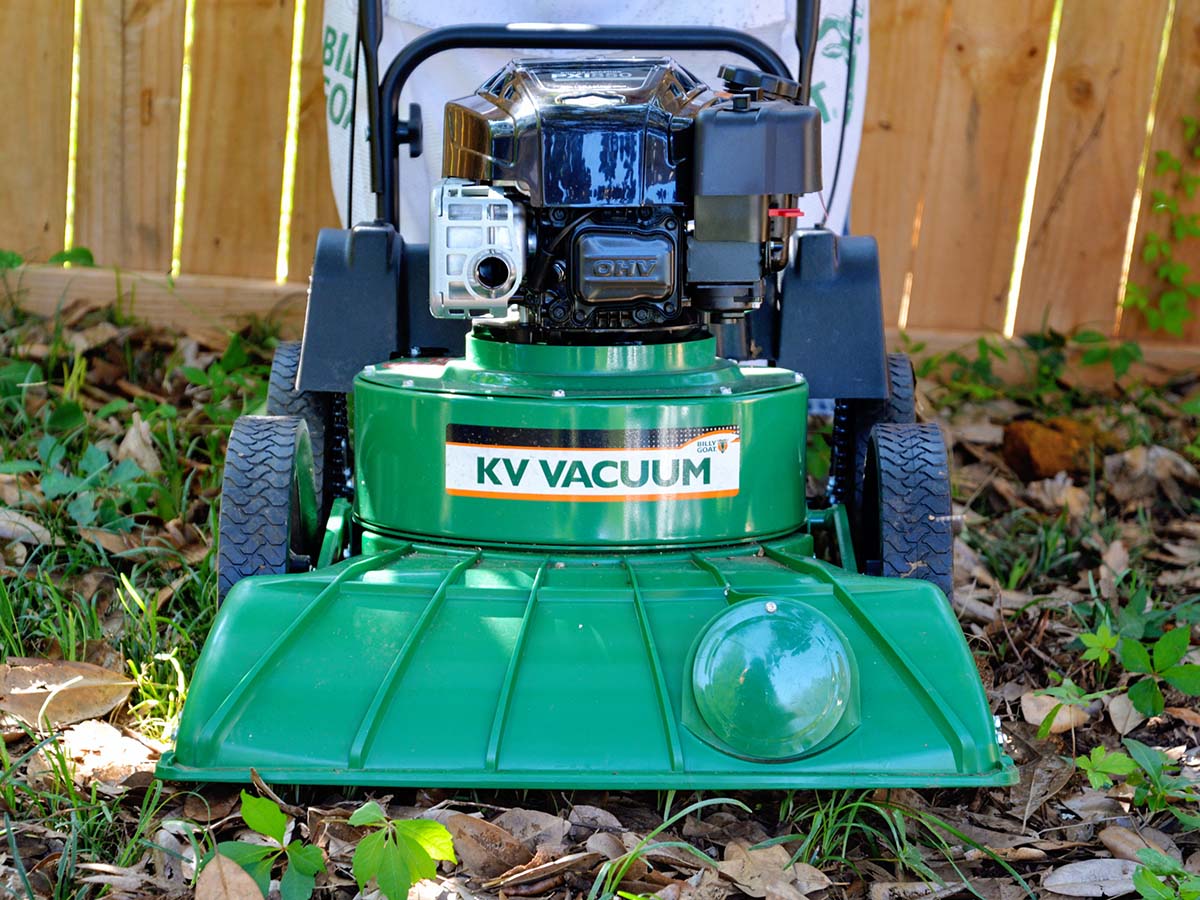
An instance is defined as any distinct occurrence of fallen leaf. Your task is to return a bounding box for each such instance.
[78,527,140,555]
[443,813,532,878]
[483,850,601,889]
[955,421,1005,446]
[1108,692,1146,735]
[868,883,965,900]
[184,787,241,823]
[1105,445,1200,506]
[1100,825,1181,863]
[195,853,263,900]
[1100,540,1130,602]
[492,808,571,853]
[964,846,1046,862]
[716,839,830,900]
[1026,472,1092,522]
[117,412,161,475]
[1166,705,1200,726]
[0,508,53,545]
[569,804,623,834]
[67,322,119,355]
[1020,692,1089,733]
[1062,789,1126,823]
[1042,858,1138,897]
[29,720,157,789]
[1010,752,1075,829]
[0,658,133,728]
[586,831,626,861]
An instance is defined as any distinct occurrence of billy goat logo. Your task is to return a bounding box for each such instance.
[717,438,729,453]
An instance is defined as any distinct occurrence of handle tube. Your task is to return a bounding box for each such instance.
[794,0,820,105]
[376,23,792,226]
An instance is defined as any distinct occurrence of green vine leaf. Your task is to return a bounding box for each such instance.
[240,790,289,845]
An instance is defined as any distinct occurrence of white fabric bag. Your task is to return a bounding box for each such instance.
[321,0,868,238]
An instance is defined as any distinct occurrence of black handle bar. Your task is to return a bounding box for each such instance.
[373,24,792,223]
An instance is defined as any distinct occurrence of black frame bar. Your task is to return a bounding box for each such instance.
[372,24,792,224]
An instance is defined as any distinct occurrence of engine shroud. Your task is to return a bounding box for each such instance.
[435,57,821,340]
[444,58,707,207]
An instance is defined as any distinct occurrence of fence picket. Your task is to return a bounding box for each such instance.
[75,0,125,267]
[0,1,74,262]
[903,0,1054,333]
[1013,0,1168,338]
[851,0,949,327]
[179,0,296,279]
[1122,0,1200,344]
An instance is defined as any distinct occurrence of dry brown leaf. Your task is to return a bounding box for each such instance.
[184,787,241,823]
[482,850,601,889]
[1100,540,1130,601]
[1019,691,1089,733]
[0,508,53,545]
[196,853,264,900]
[117,411,162,474]
[1158,566,1200,589]
[1099,825,1181,863]
[491,808,571,853]
[67,322,119,355]
[1010,752,1076,829]
[76,861,174,893]
[1026,473,1092,521]
[1042,859,1138,897]
[443,812,532,878]
[620,831,715,872]
[1105,445,1200,506]
[569,804,622,833]
[0,658,133,728]
[955,422,1005,446]
[586,831,626,861]
[1166,705,1200,726]
[78,527,140,555]
[659,868,733,900]
[1108,692,1146,736]
[30,719,157,789]
[716,839,830,900]
[868,883,965,900]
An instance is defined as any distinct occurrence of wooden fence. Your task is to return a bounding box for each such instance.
[3,0,1200,366]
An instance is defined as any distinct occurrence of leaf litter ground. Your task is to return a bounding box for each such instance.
[0,301,1198,900]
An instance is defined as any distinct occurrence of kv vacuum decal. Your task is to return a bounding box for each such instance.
[444,425,740,501]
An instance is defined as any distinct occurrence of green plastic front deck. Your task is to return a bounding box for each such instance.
[159,539,1015,788]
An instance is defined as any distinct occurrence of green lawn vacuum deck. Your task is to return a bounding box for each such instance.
[160,7,1015,789]
[159,540,1012,787]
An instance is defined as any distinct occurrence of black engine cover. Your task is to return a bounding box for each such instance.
[443,59,713,207]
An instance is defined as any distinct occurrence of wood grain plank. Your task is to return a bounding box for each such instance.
[1013,0,1168,336]
[850,0,949,326]
[179,0,295,279]
[72,0,185,272]
[0,1,75,262]
[1122,0,1200,344]
[74,0,125,266]
[288,0,340,281]
[122,0,186,272]
[11,265,306,344]
[904,0,1055,332]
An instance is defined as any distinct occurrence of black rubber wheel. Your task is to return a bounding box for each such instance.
[266,341,328,502]
[218,415,320,601]
[829,353,917,521]
[856,422,954,599]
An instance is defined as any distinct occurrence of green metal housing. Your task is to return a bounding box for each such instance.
[159,335,1015,788]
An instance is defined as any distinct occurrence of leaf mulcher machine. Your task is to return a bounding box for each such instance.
[158,0,1016,788]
